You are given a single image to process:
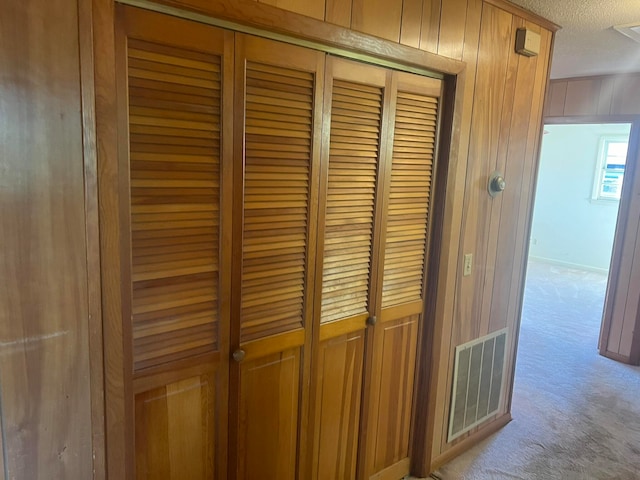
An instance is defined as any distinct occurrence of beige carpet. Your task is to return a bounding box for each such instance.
[426,260,640,480]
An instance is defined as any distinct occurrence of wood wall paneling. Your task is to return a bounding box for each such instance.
[400,0,425,49]
[543,80,567,117]
[481,14,525,336]
[351,0,403,43]
[419,0,441,54]
[257,0,326,21]
[325,0,351,28]
[421,0,483,468]
[596,77,616,116]
[0,0,94,478]
[427,1,555,469]
[611,75,640,116]
[437,0,468,61]
[545,73,640,118]
[456,2,513,347]
[563,79,601,117]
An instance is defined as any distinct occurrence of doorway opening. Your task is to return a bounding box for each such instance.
[526,122,632,352]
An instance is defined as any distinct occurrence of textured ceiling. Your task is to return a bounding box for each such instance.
[509,0,640,79]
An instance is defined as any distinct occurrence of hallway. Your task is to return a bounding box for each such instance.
[431,260,640,479]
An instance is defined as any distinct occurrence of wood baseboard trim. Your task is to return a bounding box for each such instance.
[428,413,512,473]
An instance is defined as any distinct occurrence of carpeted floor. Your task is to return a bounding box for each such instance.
[427,260,640,480]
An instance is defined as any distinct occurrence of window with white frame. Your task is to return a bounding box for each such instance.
[592,136,628,201]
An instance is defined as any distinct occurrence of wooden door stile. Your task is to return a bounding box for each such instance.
[115,6,233,478]
[365,70,442,480]
[229,34,325,480]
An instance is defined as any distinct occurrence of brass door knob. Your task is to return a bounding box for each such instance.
[232,349,246,362]
[367,315,377,326]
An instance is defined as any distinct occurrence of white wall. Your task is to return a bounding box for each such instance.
[529,123,631,272]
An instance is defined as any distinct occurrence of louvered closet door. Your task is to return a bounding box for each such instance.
[364,72,442,480]
[230,35,324,480]
[116,6,232,479]
[308,57,391,480]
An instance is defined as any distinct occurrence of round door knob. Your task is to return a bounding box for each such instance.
[367,315,377,326]
[232,349,246,363]
[488,171,506,197]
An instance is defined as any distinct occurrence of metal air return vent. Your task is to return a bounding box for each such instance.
[448,328,508,442]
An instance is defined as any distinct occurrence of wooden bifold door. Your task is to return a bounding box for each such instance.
[114,5,442,480]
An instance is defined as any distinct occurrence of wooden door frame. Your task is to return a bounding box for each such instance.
[90,0,466,478]
[542,115,640,366]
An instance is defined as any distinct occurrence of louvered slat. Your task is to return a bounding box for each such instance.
[321,80,383,323]
[381,92,438,307]
[240,62,314,342]
[128,38,221,371]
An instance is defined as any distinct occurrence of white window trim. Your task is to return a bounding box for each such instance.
[591,135,628,203]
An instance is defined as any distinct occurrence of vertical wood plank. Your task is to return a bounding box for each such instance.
[326,0,352,27]
[563,79,601,116]
[400,0,424,48]
[351,0,403,43]
[258,0,326,20]
[545,81,568,117]
[419,0,441,54]
[611,74,640,115]
[597,77,615,116]
[0,0,94,478]
[437,0,468,60]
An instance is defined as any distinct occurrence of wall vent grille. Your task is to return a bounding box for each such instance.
[448,328,508,442]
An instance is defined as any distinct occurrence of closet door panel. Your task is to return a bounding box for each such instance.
[318,59,388,328]
[311,331,365,480]
[238,349,301,480]
[117,6,233,479]
[231,35,324,480]
[367,312,419,479]
[135,371,218,480]
[310,57,391,480]
[366,72,441,480]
